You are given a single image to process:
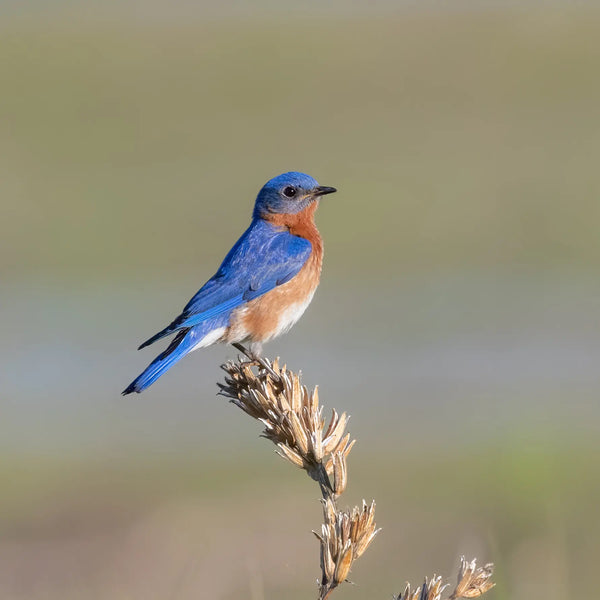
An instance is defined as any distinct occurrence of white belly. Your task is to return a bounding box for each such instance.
[267,289,316,341]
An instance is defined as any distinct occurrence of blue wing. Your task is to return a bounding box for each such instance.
[137,219,312,350]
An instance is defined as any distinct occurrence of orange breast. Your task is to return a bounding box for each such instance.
[226,202,323,344]
[235,249,321,342]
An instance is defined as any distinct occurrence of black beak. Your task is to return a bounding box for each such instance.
[313,186,337,197]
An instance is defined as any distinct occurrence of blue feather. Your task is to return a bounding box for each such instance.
[138,219,312,349]
[124,220,312,393]
[123,316,228,394]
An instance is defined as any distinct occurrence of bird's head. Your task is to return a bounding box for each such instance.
[253,172,336,219]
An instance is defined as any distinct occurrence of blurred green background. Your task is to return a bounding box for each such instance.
[2,2,600,599]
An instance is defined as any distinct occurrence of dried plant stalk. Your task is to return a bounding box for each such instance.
[219,352,378,599]
[219,352,495,600]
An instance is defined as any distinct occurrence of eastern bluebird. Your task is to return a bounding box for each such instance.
[122,171,336,394]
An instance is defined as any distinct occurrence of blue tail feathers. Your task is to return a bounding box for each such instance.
[137,325,173,350]
[123,329,192,394]
[122,317,228,395]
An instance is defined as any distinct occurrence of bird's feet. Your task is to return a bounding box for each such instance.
[232,342,257,361]
[232,342,277,379]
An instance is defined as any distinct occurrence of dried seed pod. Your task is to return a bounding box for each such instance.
[310,431,324,463]
[311,385,320,414]
[332,452,347,495]
[333,541,354,584]
[324,456,334,475]
[321,536,335,581]
[323,413,348,454]
[276,443,305,469]
[322,497,337,527]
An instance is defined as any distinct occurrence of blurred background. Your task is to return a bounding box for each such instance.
[2,1,599,599]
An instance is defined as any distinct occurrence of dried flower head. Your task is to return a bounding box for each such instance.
[219,353,375,600]
[396,576,447,600]
[219,357,354,492]
[396,558,495,600]
[449,557,495,599]
[314,498,380,590]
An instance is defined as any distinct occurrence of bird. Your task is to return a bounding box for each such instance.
[122,171,336,395]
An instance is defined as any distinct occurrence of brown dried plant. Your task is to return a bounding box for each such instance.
[218,351,495,600]
[219,351,377,599]
[395,557,495,600]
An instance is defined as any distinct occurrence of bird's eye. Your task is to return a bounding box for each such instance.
[282,186,297,198]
